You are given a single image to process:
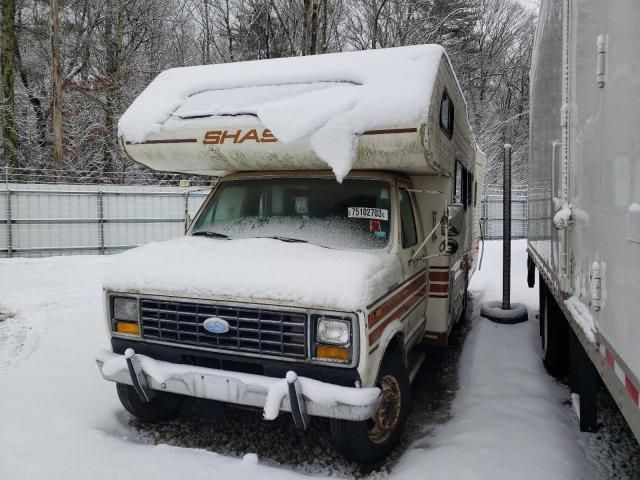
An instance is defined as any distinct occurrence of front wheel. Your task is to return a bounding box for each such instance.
[330,351,410,464]
[116,383,182,422]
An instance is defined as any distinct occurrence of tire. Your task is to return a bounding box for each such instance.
[116,383,182,422]
[540,283,569,378]
[539,282,546,339]
[330,351,410,464]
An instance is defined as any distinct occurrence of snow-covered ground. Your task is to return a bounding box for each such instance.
[0,241,637,479]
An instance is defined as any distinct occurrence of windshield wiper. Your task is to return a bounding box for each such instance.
[192,231,231,240]
[257,236,308,243]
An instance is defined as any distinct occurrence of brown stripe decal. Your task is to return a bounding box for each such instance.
[361,128,418,136]
[368,287,426,345]
[429,283,449,293]
[429,271,449,282]
[125,138,198,145]
[369,273,426,327]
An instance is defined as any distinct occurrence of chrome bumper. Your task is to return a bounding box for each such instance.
[96,349,381,422]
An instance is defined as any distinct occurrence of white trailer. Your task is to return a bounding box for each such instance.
[528,0,640,441]
[96,45,485,463]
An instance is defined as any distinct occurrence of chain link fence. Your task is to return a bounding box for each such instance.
[0,168,214,258]
[481,194,528,240]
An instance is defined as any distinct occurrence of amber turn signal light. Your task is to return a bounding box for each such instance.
[315,345,349,362]
[116,321,140,335]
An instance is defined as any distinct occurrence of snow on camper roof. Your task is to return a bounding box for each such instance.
[118,45,448,180]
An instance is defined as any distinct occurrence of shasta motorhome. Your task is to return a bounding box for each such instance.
[528,0,640,442]
[95,45,486,463]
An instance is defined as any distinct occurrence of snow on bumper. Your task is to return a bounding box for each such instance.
[96,349,381,421]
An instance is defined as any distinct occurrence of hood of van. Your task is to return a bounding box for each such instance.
[103,236,401,311]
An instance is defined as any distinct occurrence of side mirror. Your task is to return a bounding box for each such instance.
[447,203,465,237]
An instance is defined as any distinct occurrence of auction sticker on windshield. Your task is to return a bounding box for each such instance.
[348,207,389,221]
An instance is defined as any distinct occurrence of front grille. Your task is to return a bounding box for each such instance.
[139,299,307,359]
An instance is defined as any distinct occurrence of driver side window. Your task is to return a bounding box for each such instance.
[399,189,417,249]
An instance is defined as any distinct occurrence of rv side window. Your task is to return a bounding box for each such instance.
[467,172,474,207]
[399,189,418,249]
[453,161,468,209]
[440,90,454,138]
[474,181,478,207]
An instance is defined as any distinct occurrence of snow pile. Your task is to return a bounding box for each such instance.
[242,453,259,465]
[629,203,640,213]
[118,45,447,181]
[103,236,401,311]
[564,296,596,343]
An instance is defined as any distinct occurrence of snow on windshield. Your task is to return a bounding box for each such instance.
[191,178,392,250]
[118,45,446,181]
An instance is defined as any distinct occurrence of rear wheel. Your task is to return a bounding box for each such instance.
[540,283,569,378]
[330,351,410,464]
[116,383,182,422]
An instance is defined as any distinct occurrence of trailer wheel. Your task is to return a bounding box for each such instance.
[116,383,181,422]
[540,284,569,378]
[539,282,546,338]
[329,351,410,464]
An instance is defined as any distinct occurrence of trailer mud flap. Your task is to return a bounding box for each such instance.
[569,331,598,432]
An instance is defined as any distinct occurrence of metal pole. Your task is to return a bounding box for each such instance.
[184,191,190,234]
[502,144,512,310]
[97,191,105,254]
[5,188,12,258]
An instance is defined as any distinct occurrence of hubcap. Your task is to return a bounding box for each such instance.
[368,374,402,444]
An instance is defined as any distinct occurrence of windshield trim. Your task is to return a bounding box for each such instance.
[187,174,398,253]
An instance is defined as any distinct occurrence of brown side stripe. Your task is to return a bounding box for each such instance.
[429,271,449,282]
[429,283,449,293]
[369,274,426,328]
[360,128,417,136]
[125,138,198,145]
[369,287,427,345]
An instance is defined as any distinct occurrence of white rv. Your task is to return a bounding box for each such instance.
[528,0,640,442]
[95,45,486,463]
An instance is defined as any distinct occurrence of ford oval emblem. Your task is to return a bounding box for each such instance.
[203,317,230,334]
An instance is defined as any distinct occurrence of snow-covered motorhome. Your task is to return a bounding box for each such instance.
[95,45,486,463]
[528,0,640,442]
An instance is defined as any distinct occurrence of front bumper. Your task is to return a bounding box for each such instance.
[96,349,381,422]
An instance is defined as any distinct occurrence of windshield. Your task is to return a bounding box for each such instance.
[191,178,392,249]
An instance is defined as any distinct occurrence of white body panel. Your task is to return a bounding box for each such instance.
[529,0,640,439]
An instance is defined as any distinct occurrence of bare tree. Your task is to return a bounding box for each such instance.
[50,0,64,169]
[2,0,19,169]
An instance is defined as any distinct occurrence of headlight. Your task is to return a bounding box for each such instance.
[316,317,350,345]
[113,298,138,322]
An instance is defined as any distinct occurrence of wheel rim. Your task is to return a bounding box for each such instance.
[368,374,402,444]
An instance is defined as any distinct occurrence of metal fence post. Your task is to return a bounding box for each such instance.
[184,191,190,234]
[97,191,105,254]
[5,188,12,258]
